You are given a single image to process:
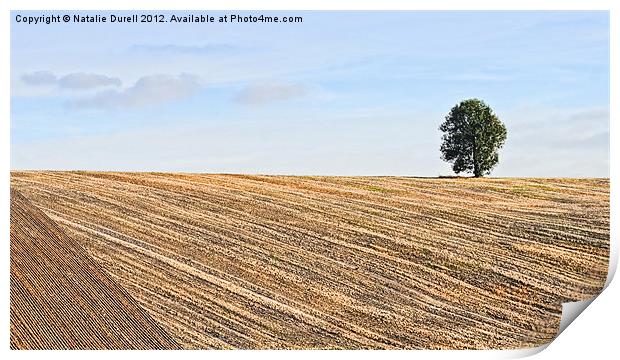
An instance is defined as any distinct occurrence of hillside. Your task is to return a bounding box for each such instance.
[10,172,609,349]
[10,188,180,349]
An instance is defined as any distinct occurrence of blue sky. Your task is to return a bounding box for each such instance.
[11,11,609,176]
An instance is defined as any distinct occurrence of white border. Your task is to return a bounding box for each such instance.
[1,0,617,11]
[2,1,617,359]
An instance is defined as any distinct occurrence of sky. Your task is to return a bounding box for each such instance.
[10,11,609,176]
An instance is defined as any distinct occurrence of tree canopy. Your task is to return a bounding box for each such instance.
[439,99,507,177]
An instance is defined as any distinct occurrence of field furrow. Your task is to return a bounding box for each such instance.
[10,189,181,350]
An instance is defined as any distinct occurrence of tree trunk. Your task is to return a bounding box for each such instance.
[472,135,481,177]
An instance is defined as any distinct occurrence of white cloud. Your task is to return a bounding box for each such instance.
[21,71,121,89]
[235,82,308,105]
[20,71,57,85]
[67,74,201,109]
[494,106,609,177]
[57,73,121,89]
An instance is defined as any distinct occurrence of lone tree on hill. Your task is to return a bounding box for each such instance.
[439,99,507,177]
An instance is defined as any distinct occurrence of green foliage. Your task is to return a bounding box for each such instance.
[439,99,507,177]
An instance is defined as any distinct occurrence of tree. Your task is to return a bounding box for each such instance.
[439,99,507,177]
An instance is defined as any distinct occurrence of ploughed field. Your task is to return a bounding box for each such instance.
[10,189,180,349]
[10,171,609,349]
